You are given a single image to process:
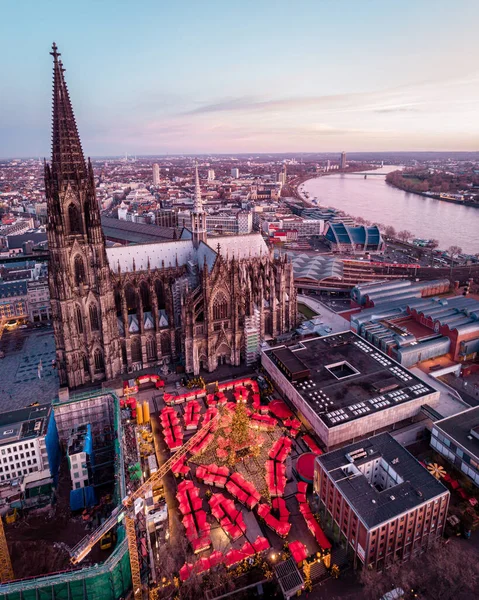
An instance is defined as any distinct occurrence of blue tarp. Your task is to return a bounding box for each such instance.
[84,485,97,508]
[70,488,85,511]
[70,485,97,511]
[45,410,61,486]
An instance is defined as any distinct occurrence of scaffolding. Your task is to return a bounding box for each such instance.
[0,390,130,600]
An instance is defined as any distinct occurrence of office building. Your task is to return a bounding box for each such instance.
[262,331,439,449]
[231,167,240,179]
[431,406,479,488]
[27,278,51,322]
[152,163,160,186]
[207,169,215,182]
[0,404,59,484]
[314,433,449,569]
[340,152,347,170]
[67,424,93,489]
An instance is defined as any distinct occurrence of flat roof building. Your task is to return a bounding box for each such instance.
[314,433,449,569]
[431,406,479,488]
[262,331,440,449]
[0,403,59,485]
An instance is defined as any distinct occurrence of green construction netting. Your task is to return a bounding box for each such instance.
[0,540,132,600]
[0,392,132,600]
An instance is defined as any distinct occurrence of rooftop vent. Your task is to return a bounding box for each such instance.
[391,457,399,465]
[390,495,396,501]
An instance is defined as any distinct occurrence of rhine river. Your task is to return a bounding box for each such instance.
[301,166,479,255]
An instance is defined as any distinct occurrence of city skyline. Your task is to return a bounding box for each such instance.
[1,0,479,157]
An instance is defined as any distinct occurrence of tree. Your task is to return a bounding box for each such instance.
[448,245,462,277]
[230,401,250,450]
[397,230,412,243]
[384,226,396,239]
[359,541,479,600]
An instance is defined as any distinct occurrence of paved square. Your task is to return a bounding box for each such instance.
[0,327,59,411]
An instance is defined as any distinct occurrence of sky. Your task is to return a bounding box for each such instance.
[1,0,479,157]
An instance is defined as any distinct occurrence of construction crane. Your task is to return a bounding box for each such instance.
[0,516,14,583]
[70,413,219,598]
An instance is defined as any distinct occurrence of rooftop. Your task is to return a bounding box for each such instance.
[100,216,177,244]
[0,403,51,445]
[265,331,437,429]
[317,432,448,528]
[434,406,479,461]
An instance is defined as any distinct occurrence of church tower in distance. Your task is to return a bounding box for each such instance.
[45,43,122,388]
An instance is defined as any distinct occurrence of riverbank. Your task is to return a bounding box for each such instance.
[301,170,479,254]
[385,180,479,209]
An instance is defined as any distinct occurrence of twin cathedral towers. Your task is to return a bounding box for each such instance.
[45,44,297,389]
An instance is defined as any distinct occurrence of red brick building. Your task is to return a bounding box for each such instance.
[314,433,449,570]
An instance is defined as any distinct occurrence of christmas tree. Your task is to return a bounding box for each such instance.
[230,401,250,450]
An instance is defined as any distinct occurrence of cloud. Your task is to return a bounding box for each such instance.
[182,72,479,120]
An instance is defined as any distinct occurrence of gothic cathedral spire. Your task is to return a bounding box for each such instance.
[45,43,122,389]
[191,162,207,248]
[50,42,87,183]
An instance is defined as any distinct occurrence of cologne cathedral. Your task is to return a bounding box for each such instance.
[45,44,297,389]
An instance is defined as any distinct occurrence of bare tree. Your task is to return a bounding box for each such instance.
[359,541,478,600]
[448,245,462,276]
[397,230,412,243]
[384,225,396,239]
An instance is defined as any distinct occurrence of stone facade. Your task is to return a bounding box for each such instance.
[45,44,297,389]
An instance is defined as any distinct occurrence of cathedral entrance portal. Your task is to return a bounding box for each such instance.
[216,343,231,366]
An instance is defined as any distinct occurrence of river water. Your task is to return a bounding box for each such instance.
[301,166,479,255]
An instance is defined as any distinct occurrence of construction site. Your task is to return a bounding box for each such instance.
[0,390,131,600]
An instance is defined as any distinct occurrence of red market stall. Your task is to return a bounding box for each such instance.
[269,436,293,462]
[303,434,323,455]
[209,493,246,541]
[136,373,165,389]
[268,399,293,420]
[172,455,190,477]
[296,452,316,484]
[257,503,291,538]
[196,463,230,489]
[226,472,261,509]
[250,413,277,431]
[289,540,308,564]
[253,536,270,553]
[266,460,287,497]
[184,400,201,430]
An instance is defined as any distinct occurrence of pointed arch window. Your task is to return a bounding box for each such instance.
[161,334,171,356]
[94,348,104,372]
[82,355,89,373]
[213,292,229,320]
[140,281,152,312]
[75,305,83,334]
[84,199,91,232]
[74,255,86,286]
[146,337,156,361]
[131,337,142,363]
[68,203,82,234]
[155,279,166,310]
[125,284,138,314]
[89,304,100,331]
